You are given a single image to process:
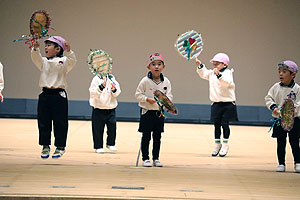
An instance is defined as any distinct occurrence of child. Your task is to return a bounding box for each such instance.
[31,36,77,159]
[195,53,238,157]
[265,60,300,173]
[0,61,4,103]
[135,53,173,167]
[89,72,121,153]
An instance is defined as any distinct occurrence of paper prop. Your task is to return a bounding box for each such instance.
[280,98,295,131]
[13,10,51,48]
[154,90,178,118]
[175,30,203,61]
[87,49,114,80]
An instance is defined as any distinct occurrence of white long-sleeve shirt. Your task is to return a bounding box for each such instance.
[136,72,173,111]
[197,65,236,102]
[0,62,4,92]
[265,81,300,117]
[89,75,121,109]
[31,48,77,89]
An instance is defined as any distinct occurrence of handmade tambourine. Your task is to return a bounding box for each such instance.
[280,98,295,131]
[13,10,51,48]
[87,49,113,79]
[175,30,203,61]
[154,90,178,115]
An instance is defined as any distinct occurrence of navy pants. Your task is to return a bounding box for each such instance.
[92,108,116,149]
[38,88,68,148]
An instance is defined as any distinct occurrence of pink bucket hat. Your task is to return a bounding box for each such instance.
[210,53,230,65]
[278,60,298,73]
[44,36,66,51]
[147,53,165,66]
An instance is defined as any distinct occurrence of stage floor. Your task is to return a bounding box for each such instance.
[0,119,300,200]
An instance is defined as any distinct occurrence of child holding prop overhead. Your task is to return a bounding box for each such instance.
[195,53,238,157]
[31,36,76,159]
[265,60,300,173]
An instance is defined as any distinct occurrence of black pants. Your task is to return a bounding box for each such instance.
[277,137,300,165]
[141,131,162,161]
[214,121,230,139]
[38,88,68,147]
[92,108,116,149]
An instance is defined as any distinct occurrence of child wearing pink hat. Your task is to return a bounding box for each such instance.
[135,53,173,167]
[31,36,77,159]
[265,60,300,173]
[195,53,238,157]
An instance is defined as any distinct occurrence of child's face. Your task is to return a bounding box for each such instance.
[212,61,226,70]
[45,42,60,58]
[278,67,296,86]
[147,60,165,79]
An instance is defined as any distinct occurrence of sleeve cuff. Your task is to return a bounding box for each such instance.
[197,63,205,69]
[99,84,105,91]
[270,104,277,111]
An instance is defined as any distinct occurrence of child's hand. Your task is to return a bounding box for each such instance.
[0,92,3,103]
[111,83,116,91]
[195,58,201,66]
[101,81,106,88]
[146,98,156,104]
[214,68,220,75]
[272,107,281,118]
[64,42,70,52]
[33,40,40,50]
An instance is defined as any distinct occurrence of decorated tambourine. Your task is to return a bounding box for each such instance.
[13,10,51,48]
[280,98,295,131]
[154,90,178,118]
[269,98,295,132]
[87,49,113,80]
[175,30,203,61]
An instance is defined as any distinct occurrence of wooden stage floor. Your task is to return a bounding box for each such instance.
[0,119,300,200]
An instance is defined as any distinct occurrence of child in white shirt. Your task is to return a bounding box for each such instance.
[195,53,238,157]
[31,36,76,159]
[89,73,121,153]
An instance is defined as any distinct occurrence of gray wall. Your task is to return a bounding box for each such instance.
[1,0,300,107]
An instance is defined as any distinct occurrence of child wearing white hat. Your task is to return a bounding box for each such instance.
[195,53,238,157]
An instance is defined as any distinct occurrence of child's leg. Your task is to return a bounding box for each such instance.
[289,136,300,164]
[277,137,287,165]
[152,131,162,161]
[212,121,222,156]
[214,121,222,140]
[141,132,151,161]
[221,121,230,140]
[106,109,116,147]
[38,93,52,146]
[92,108,106,149]
[52,92,68,148]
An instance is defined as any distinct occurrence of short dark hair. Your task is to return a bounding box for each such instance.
[45,41,64,57]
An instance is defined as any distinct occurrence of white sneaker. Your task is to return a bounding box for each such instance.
[212,143,222,157]
[219,144,229,157]
[153,160,163,167]
[142,160,152,167]
[95,148,105,154]
[41,146,50,159]
[295,163,300,173]
[276,164,286,172]
[106,145,118,152]
[52,148,65,159]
